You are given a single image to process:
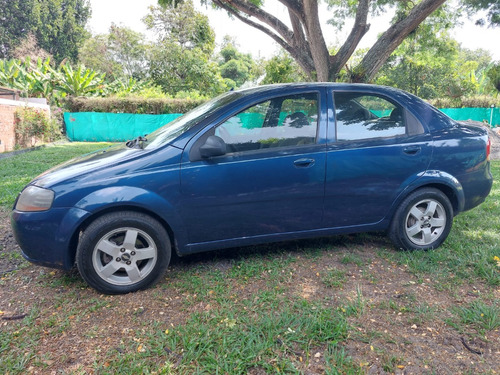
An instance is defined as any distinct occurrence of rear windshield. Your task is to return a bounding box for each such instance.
[145,91,243,149]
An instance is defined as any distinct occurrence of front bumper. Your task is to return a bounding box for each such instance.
[11,207,90,270]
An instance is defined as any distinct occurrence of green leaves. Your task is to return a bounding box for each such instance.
[55,64,105,97]
[0,0,90,64]
[144,1,215,54]
[0,59,30,92]
[375,24,498,99]
[142,1,227,96]
[0,57,107,101]
[486,63,500,93]
[14,106,61,148]
[218,39,262,87]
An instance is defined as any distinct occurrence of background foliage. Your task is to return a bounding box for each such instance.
[0,0,91,64]
[65,96,205,114]
[14,106,61,148]
[0,0,499,120]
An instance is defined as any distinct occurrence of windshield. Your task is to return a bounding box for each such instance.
[145,91,243,149]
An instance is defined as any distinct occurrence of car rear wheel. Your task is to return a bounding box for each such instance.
[76,212,171,294]
[389,188,453,250]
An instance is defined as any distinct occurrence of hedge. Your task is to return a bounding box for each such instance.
[66,95,500,115]
[65,96,206,114]
[428,95,500,109]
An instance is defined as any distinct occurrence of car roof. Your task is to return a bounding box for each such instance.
[236,82,408,97]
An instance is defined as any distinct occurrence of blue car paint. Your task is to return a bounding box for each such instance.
[11,83,493,270]
[12,207,90,269]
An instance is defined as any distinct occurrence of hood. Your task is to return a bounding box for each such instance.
[33,144,146,188]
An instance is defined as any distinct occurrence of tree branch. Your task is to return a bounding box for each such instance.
[220,0,294,43]
[329,0,370,79]
[212,0,288,48]
[288,8,307,48]
[358,0,447,82]
[213,0,315,76]
[277,0,304,19]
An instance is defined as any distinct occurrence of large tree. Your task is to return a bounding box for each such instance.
[79,25,148,80]
[218,36,262,87]
[159,0,497,82]
[0,0,34,58]
[0,0,91,64]
[145,1,227,96]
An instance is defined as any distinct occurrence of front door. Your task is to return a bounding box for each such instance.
[180,90,327,245]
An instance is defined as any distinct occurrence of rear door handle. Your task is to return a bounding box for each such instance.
[294,158,315,168]
[403,146,421,155]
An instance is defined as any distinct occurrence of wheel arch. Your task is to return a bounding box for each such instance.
[76,204,177,247]
[66,187,187,267]
[420,183,460,216]
[389,171,465,222]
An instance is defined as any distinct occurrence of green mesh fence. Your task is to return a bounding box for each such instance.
[440,107,499,127]
[64,107,500,142]
[64,112,182,142]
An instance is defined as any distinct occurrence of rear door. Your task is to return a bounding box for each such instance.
[180,89,328,245]
[323,90,433,228]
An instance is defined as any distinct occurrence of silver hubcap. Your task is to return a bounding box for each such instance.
[405,199,446,246]
[92,227,157,286]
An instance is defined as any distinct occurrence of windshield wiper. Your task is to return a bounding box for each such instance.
[126,135,148,149]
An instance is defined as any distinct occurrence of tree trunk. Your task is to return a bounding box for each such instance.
[302,0,330,81]
[209,0,449,84]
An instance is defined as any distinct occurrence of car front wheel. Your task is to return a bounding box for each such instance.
[389,188,453,250]
[76,211,171,294]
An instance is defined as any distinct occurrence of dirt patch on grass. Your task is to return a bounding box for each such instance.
[0,211,22,275]
[1,210,498,374]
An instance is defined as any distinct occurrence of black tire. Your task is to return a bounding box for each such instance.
[389,188,453,251]
[76,211,171,294]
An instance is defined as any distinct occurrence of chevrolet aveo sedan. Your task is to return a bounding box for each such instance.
[11,84,493,294]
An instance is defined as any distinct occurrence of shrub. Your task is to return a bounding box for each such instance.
[64,96,206,114]
[15,106,61,147]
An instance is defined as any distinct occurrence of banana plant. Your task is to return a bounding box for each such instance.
[0,59,31,94]
[55,64,106,96]
[26,57,59,99]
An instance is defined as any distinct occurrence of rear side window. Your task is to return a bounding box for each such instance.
[333,93,408,141]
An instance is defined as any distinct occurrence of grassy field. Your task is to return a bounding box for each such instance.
[0,142,114,209]
[0,143,498,374]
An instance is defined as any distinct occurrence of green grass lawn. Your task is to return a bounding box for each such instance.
[0,142,113,209]
[0,143,498,374]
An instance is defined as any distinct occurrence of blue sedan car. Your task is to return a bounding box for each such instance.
[11,84,492,294]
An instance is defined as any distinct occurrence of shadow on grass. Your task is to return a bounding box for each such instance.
[169,231,392,269]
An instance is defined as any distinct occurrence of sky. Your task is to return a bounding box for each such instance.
[88,0,500,61]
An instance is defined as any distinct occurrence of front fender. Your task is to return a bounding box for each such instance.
[74,186,187,250]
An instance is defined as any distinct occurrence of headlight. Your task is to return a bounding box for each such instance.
[15,186,55,212]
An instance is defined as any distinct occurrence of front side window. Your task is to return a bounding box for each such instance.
[334,93,406,141]
[145,91,243,149]
[215,93,319,153]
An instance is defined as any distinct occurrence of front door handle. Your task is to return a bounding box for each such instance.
[294,158,315,168]
[403,146,421,155]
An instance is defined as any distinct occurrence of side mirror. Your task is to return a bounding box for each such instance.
[200,135,227,158]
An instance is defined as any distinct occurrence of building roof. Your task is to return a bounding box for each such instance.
[0,86,21,100]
